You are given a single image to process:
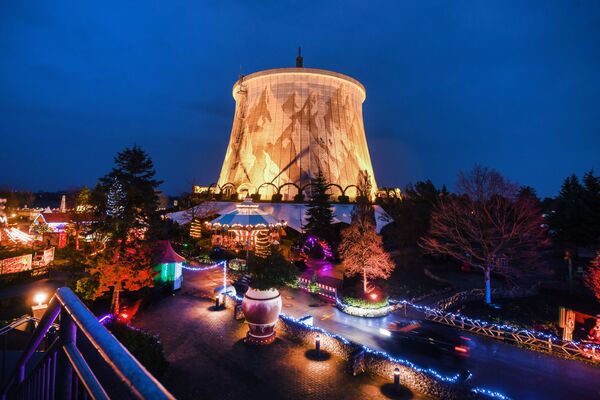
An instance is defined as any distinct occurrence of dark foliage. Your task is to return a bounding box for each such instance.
[106,320,169,378]
[549,171,600,253]
[243,245,298,290]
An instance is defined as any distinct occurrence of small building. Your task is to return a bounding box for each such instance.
[154,241,185,291]
[32,211,70,232]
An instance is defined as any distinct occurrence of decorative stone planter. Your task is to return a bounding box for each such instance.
[242,287,282,345]
[336,299,390,318]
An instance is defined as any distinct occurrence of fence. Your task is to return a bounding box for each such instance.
[0,287,174,400]
[413,303,600,364]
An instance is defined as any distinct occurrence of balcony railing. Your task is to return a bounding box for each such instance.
[0,287,174,400]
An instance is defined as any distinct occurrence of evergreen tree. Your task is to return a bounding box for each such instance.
[303,171,334,243]
[550,173,600,253]
[583,171,600,246]
[93,146,162,242]
[381,179,441,247]
[76,186,91,210]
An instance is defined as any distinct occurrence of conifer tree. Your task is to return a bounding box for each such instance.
[303,171,334,243]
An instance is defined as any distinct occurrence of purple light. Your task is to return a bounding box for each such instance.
[98,314,112,324]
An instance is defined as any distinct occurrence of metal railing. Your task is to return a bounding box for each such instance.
[0,315,60,337]
[420,306,600,364]
[1,287,174,400]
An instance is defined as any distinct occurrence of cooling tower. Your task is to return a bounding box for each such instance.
[217,66,377,200]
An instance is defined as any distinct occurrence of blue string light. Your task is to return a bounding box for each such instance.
[276,311,511,399]
[182,260,226,272]
[389,299,600,353]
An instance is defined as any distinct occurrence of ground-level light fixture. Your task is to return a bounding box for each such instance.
[315,334,321,355]
[394,367,400,389]
[34,292,47,306]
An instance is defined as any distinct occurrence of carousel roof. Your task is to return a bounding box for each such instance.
[169,202,391,233]
[206,199,285,229]
[155,240,186,264]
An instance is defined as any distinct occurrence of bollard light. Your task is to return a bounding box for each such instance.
[394,367,400,388]
[315,334,321,354]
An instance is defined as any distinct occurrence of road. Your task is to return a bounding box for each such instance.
[185,268,600,400]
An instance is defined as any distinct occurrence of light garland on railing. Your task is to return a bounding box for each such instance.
[389,299,600,353]
[181,260,226,272]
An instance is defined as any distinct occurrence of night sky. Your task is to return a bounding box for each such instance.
[1,1,599,197]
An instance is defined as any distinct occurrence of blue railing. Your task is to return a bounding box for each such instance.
[0,287,174,400]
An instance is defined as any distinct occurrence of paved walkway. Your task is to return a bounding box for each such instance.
[133,293,425,400]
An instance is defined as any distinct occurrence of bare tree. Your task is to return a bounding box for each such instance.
[585,251,600,302]
[420,166,545,304]
[340,171,395,294]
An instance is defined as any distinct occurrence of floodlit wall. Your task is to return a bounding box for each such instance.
[217,68,377,200]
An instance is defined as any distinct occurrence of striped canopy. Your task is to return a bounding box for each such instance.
[206,200,285,230]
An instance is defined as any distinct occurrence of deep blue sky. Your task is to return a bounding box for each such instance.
[1,1,599,197]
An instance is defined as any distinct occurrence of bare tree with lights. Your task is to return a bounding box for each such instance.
[585,251,600,302]
[340,172,395,294]
[420,166,545,304]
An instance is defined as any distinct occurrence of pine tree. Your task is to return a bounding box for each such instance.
[303,171,334,243]
[550,173,597,254]
[94,146,162,241]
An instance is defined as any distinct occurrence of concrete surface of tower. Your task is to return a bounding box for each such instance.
[217,49,378,201]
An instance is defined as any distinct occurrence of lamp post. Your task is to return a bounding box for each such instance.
[32,292,48,322]
[393,367,400,389]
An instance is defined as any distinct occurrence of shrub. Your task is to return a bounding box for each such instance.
[106,320,169,378]
[340,295,389,309]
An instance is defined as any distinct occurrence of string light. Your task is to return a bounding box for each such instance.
[389,299,600,353]
[181,260,227,272]
[189,218,202,238]
[276,312,510,399]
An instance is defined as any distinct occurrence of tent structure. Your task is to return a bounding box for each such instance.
[167,201,392,234]
[204,199,286,250]
[154,240,185,290]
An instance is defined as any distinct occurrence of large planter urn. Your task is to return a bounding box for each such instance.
[242,287,282,345]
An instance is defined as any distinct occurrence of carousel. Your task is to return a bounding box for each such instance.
[205,198,286,251]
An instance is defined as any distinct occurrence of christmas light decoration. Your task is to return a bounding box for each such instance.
[181,260,227,272]
[254,230,271,258]
[106,179,126,218]
[275,312,510,399]
[189,218,202,238]
[389,299,600,354]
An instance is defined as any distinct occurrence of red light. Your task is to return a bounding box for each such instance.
[454,345,468,353]
[460,336,472,341]
[370,293,378,300]
[120,313,129,320]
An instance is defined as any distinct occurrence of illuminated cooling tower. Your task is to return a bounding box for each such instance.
[217,65,377,200]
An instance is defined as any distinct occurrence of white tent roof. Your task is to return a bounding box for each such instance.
[167,202,392,233]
